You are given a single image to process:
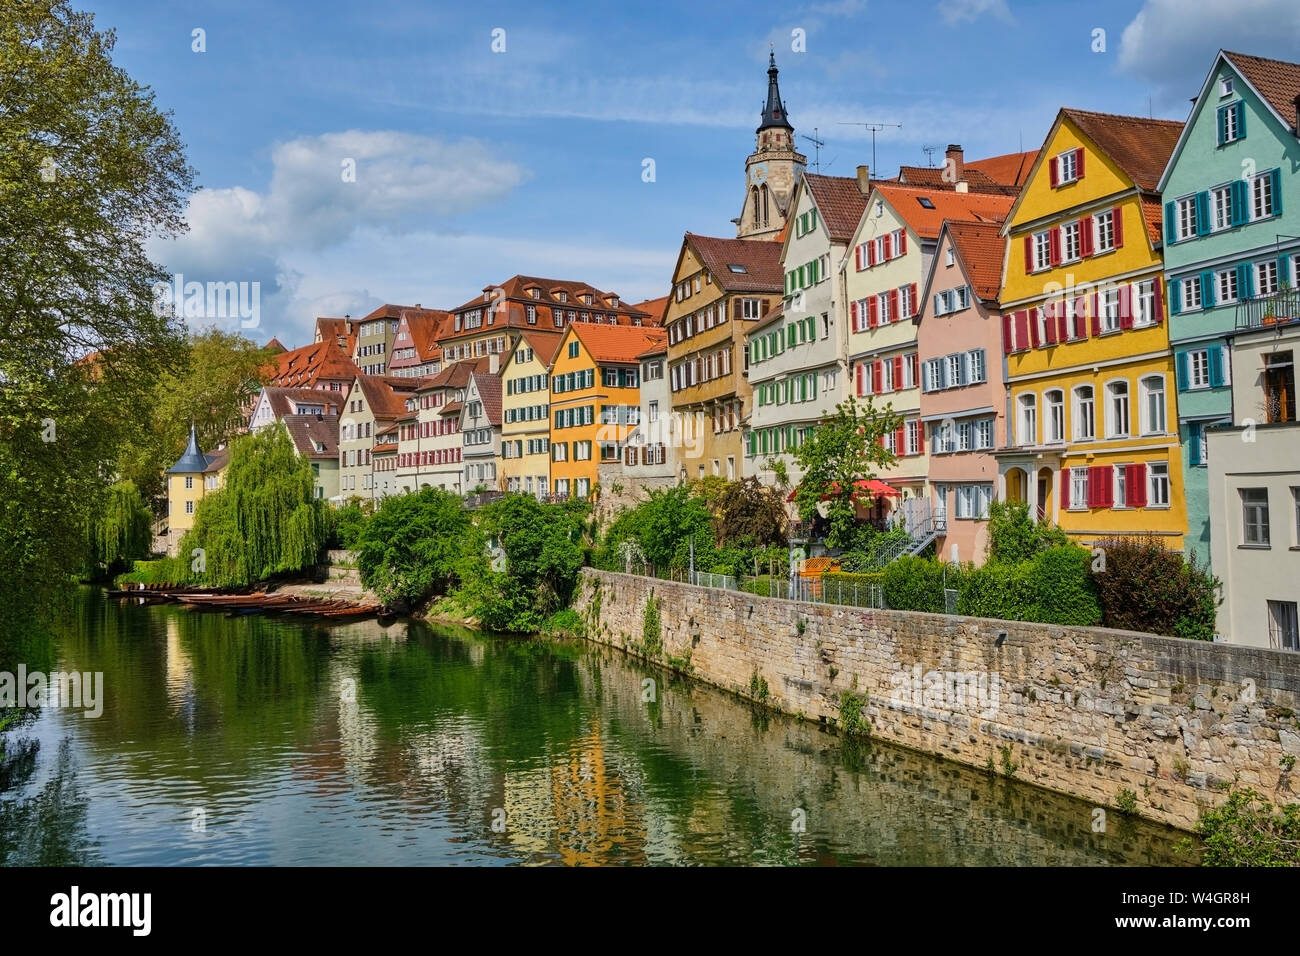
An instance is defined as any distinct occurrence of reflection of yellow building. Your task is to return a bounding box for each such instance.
[549,726,646,866]
[997,109,1186,548]
[165,425,228,538]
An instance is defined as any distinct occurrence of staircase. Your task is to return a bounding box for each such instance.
[875,499,946,565]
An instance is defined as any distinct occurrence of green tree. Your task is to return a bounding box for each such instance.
[180,425,329,587]
[603,485,714,572]
[356,488,475,606]
[1091,535,1221,640]
[713,477,788,549]
[984,499,1068,563]
[792,396,900,548]
[86,479,153,577]
[0,1,194,659]
[1193,786,1300,866]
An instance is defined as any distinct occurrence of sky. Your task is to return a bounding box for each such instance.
[83,0,1300,348]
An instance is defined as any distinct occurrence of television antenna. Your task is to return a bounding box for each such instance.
[801,127,826,172]
[922,145,939,168]
[838,121,902,176]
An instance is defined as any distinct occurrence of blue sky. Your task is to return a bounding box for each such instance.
[84,0,1300,347]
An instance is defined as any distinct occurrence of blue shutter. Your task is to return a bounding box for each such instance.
[1169,276,1182,314]
[1176,351,1190,390]
[1164,202,1177,243]
[1230,179,1248,225]
[1188,423,1203,466]
[1195,192,1211,236]
[1200,270,1216,306]
[1280,255,1292,289]
[1235,102,1247,140]
[1270,168,1282,215]
[1216,105,1227,146]
[1208,346,1224,387]
[1237,262,1255,300]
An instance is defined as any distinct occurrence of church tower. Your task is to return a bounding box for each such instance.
[736,52,806,240]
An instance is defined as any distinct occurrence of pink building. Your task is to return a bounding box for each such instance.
[917,220,1011,565]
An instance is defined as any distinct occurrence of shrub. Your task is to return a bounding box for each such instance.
[958,560,1036,621]
[1192,785,1300,866]
[1091,535,1221,639]
[329,503,368,550]
[881,556,952,613]
[1028,545,1101,626]
[985,499,1068,563]
[357,488,476,606]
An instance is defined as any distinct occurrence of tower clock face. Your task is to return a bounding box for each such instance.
[749,162,768,185]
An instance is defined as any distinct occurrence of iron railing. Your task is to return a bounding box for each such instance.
[1235,289,1300,331]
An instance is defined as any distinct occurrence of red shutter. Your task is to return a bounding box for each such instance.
[1102,466,1115,508]
[894,425,905,451]
[1044,304,1058,344]
[1129,463,1148,507]
[910,353,919,384]
[867,242,877,267]
[883,234,892,259]
[868,297,879,328]
[1023,236,1034,273]
[1014,310,1030,351]
[1073,297,1087,339]
[889,289,900,322]
[1090,293,1100,337]
[1002,313,1014,353]
[893,355,904,387]
[855,245,863,270]
[1049,156,1060,187]
[1061,467,1070,510]
[1112,206,1124,248]
[1079,215,1094,257]
[1118,285,1134,329]
[1049,228,1062,266]
[1029,310,1042,348]
[916,421,924,453]
[909,284,919,315]
[899,232,908,255]
[874,359,884,393]
[1152,277,1164,324]
[855,362,864,396]
[1074,147,1085,179]
[1057,307,1069,343]
[761,298,771,317]
[850,299,859,329]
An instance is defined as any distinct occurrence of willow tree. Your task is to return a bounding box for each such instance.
[87,480,154,576]
[181,426,328,587]
[0,2,194,658]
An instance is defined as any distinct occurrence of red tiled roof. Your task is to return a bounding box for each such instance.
[388,309,450,371]
[264,387,343,420]
[263,337,287,354]
[372,441,397,454]
[752,299,785,331]
[1061,109,1184,192]
[1141,198,1165,246]
[636,341,667,359]
[896,151,1037,195]
[314,317,357,354]
[802,173,869,242]
[441,400,463,416]
[684,233,785,292]
[443,275,655,341]
[282,414,339,460]
[967,149,1039,187]
[1224,51,1300,132]
[353,374,415,421]
[945,220,1008,302]
[360,303,443,322]
[630,295,670,323]
[471,373,502,427]
[570,324,668,365]
[267,341,358,389]
[874,184,1015,240]
[518,330,564,366]
[416,355,489,393]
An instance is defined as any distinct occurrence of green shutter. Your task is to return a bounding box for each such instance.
[1270,168,1282,215]
[1164,202,1177,243]
[1230,179,1248,225]
[1216,105,1228,146]
[1176,351,1189,390]
[1195,192,1210,236]
[1169,276,1182,314]
[1200,270,1216,306]
[1208,346,1224,387]
[1235,102,1247,140]
[1188,423,1203,466]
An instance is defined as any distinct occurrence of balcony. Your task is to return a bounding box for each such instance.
[1235,289,1300,331]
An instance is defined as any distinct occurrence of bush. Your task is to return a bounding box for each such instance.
[115,556,195,587]
[985,499,1068,563]
[1091,536,1221,639]
[958,560,1036,621]
[882,556,953,613]
[1193,785,1300,866]
[329,502,368,549]
[1028,545,1101,626]
[839,525,912,571]
[357,488,476,606]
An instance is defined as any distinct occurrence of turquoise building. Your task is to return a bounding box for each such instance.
[1158,50,1300,567]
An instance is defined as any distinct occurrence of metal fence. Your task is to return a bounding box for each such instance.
[738,575,885,609]
[691,570,738,590]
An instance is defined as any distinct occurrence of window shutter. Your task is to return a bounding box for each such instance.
[1236,262,1254,300]
[1049,156,1060,187]
[1080,215,1094,257]
[1195,192,1211,236]
[1029,310,1042,348]
[1169,277,1181,315]
[1188,424,1203,466]
[850,299,859,328]
[1074,147,1085,178]
[855,362,864,396]
[874,359,884,393]
[868,297,879,328]
[761,298,770,317]
[1060,467,1071,510]
[911,353,919,385]
[1102,466,1116,508]
[899,232,908,256]
[1279,255,1292,289]
[1200,270,1216,306]
[917,422,925,454]
[1164,202,1177,243]
[1271,168,1282,214]
[1023,235,1034,272]
[1014,311,1030,351]
[1057,307,1070,342]
[1090,293,1100,337]
[1129,463,1148,508]
[1176,351,1189,390]
[1084,467,1096,507]
[1236,102,1247,140]
[1073,296,1087,338]
[1153,277,1164,323]
[1112,205,1124,248]
[855,245,862,270]
[909,284,919,315]
[867,242,877,267]
[1230,180,1248,225]
[1002,314,1014,354]
[1208,345,1224,387]
[883,234,892,259]
[1044,307,1058,344]
[1049,228,1062,265]
[893,355,904,388]
[1118,285,1133,329]
[889,289,900,322]
[1216,105,1227,146]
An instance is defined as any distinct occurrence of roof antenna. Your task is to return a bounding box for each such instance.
[838,121,902,178]
[922,145,939,168]
[801,127,826,172]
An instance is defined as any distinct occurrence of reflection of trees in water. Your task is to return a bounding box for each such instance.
[0,737,100,866]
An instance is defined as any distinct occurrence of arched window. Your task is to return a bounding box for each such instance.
[1140,374,1166,434]
[751,186,760,228]
[761,184,770,226]
[1017,393,1037,446]
[1106,380,1130,437]
[1044,389,1065,443]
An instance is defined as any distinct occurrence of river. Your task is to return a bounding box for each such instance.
[0,589,1193,865]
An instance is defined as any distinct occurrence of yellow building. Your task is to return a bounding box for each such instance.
[165,425,229,544]
[665,233,783,481]
[500,332,561,498]
[549,323,666,501]
[997,109,1186,548]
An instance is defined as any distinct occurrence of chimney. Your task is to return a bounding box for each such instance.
[955,181,969,193]
[945,144,964,182]
[489,353,500,374]
[856,164,871,195]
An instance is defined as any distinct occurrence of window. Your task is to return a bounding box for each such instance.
[1181,276,1203,311]
[1106,381,1130,437]
[1114,466,1127,507]
[1188,348,1211,389]
[1140,375,1166,434]
[1251,170,1278,220]
[1217,268,1239,304]
[184,476,193,489]
[1269,601,1300,652]
[1101,289,1120,332]
[1017,394,1037,446]
[1220,76,1234,97]
[568,341,579,358]
[1045,390,1065,442]
[905,420,920,455]
[1256,260,1279,297]
[1032,231,1051,271]
[945,247,955,266]
[955,484,993,519]
[1134,280,1155,326]
[1222,101,1241,142]
[1148,463,1170,508]
[1070,468,1088,510]
[1061,221,1081,261]
[1211,185,1233,231]
[1073,385,1095,440]
[1057,149,1078,184]
[1242,488,1270,545]
[917,196,935,209]
[1263,351,1296,423]
[1176,196,1198,241]
[1094,210,1115,252]
[185,500,194,514]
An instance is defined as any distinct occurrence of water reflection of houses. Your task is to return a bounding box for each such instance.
[163,616,197,732]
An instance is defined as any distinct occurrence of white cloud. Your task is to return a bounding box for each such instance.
[1119,0,1300,103]
[938,0,1013,26]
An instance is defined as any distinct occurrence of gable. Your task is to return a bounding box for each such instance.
[1008,118,1135,233]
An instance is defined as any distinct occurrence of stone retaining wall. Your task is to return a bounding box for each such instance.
[573,569,1300,829]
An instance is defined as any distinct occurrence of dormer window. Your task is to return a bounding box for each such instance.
[558,291,567,303]
[529,287,540,300]
[583,294,592,305]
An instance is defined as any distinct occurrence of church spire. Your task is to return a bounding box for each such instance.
[759,50,793,133]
